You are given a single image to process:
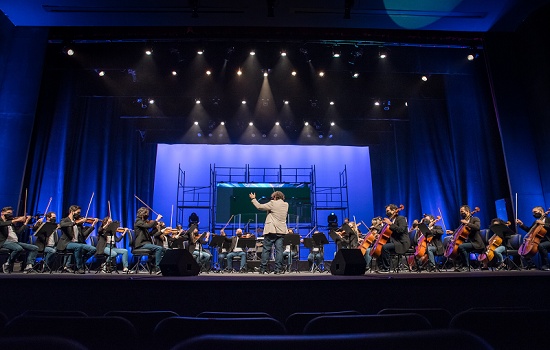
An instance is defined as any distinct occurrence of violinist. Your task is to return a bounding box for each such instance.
[164,224,185,249]
[97,217,129,273]
[186,224,211,268]
[226,228,251,272]
[377,204,410,273]
[362,217,382,271]
[58,205,98,274]
[133,207,165,275]
[32,211,59,270]
[1,206,38,273]
[447,205,483,272]
[517,206,550,271]
[421,214,444,271]
[306,231,325,271]
[283,228,299,269]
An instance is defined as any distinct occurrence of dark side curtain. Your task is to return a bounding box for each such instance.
[24,69,157,245]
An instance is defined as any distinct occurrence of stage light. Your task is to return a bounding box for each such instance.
[319,71,325,77]
[220,121,225,126]
[379,48,387,59]
[98,70,105,77]
[250,50,256,56]
[237,69,242,76]
[197,49,204,55]
[304,121,309,126]
[284,100,289,105]
[332,48,341,58]
[352,72,359,78]
[197,133,202,137]
[405,102,408,107]
[275,121,280,126]
[195,99,201,104]
[263,72,268,77]
[148,99,155,104]
[374,101,380,106]
[65,48,74,56]
[171,71,178,76]
[421,75,428,81]
[291,71,297,76]
[249,122,253,126]
[328,213,338,228]
[329,101,335,105]
[206,70,212,75]
[330,122,335,126]
[242,100,247,104]
[194,121,199,125]
[281,50,287,57]
[145,49,152,55]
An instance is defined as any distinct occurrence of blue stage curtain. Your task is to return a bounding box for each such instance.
[24,68,157,249]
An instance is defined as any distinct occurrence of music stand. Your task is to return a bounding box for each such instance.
[33,222,58,273]
[104,221,120,274]
[209,235,225,271]
[490,223,519,270]
[283,234,301,273]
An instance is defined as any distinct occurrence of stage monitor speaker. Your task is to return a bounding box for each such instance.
[330,249,366,275]
[159,249,200,276]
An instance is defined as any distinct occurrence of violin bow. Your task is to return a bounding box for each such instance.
[305,226,317,238]
[23,188,28,217]
[515,192,518,232]
[438,207,448,233]
[170,205,174,227]
[42,197,53,221]
[221,215,235,232]
[134,194,161,216]
[84,192,94,219]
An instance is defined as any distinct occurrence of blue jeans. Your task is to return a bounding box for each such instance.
[227,251,246,270]
[66,242,96,269]
[308,251,324,267]
[104,247,129,268]
[427,245,437,266]
[494,245,505,265]
[2,241,38,265]
[193,250,211,265]
[43,246,56,267]
[364,248,373,268]
[140,243,165,268]
[261,234,284,272]
[218,252,227,269]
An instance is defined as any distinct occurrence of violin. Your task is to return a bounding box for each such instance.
[370,205,405,258]
[519,209,550,258]
[116,227,129,233]
[444,207,480,259]
[409,215,442,267]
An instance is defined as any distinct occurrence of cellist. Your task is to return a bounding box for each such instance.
[446,205,483,272]
[376,204,410,273]
[422,214,444,271]
[517,206,550,271]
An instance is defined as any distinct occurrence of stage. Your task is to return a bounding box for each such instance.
[0,267,546,322]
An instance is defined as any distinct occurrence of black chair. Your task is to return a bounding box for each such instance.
[153,316,286,349]
[503,233,522,270]
[4,315,138,349]
[128,229,154,274]
[172,330,492,350]
[51,231,76,274]
[285,310,360,335]
[196,311,273,318]
[450,309,546,349]
[377,308,452,329]
[21,310,88,317]
[105,310,179,348]
[0,336,87,350]
[303,313,432,335]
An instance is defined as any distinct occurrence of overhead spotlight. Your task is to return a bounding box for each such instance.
[206,70,212,75]
[280,50,287,57]
[330,122,335,126]
[242,100,247,104]
[374,101,380,106]
[220,121,225,126]
[304,122,309,126]
[98,70,105,77]
[197,49,204,55]
[332,48,341,58]
[63,47,74,56]
[421,75,428,81]
[263,72,268,77]
[250,50,256,56]
[318,71,325,77]
[329,101,335,105]
[379,48,388,59]
[237,69,242,76]
[148,99,155,104]
[284,100,289,105]
[194,121,199,125]
[405,102,408,107]
[291,71,297,76]
[145,49,153,55]
[195,99,201,104]
[171,71,178,76]
[352,72,359,78]
[249,122,253,126]
[467,53,479,61]
[275,121,280,126]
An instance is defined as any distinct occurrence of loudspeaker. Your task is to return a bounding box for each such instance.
[330,249,366,275]
[159,249,200,276]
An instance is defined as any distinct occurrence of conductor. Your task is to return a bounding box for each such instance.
[249,191,289,274]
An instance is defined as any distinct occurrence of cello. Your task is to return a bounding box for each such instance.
[410,215,442,267]
[444,207,480,259]
[519,208,550,258]
[370,205,405,258]
[358,218,382,255]
[477,221,510,263]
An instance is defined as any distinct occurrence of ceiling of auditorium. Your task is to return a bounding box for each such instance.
[1,0,548,34]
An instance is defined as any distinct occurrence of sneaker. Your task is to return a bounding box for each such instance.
[377,268,390,274]
[24,264,34,272]
[77,268,85,274]
[3,262,10,273]
[122,267,129,273]
[63,267,74,273]
[155,268,162,275]
[541,265,550,271]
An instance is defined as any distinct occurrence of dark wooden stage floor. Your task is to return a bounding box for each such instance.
[1,268,547,321]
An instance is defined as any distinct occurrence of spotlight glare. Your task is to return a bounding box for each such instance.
[304,122,309,126]
[284,100,289,105]
[206,70,212,75]
[405,102,408,107]
[98,70,105,76]
[196,99,201,104]
[374,101,380,106]
[352,72,359,78]
[291,71,297,76]
[421,75,428,81]
[332,50,341,58]
[281,51,287,57]
[467,54,475,61]
[319,71,325,77]
[249,122,253,126]
[275,121,280,126]
[250,50,255,56]
[237,69,242,76]
[330,122,335,126]
[172,71,178,76]
[197,49,204,55]
[66,49,74,56]
[263,72,268,77]
[220,121,225,126]
[242,100,247,105]
[148,99,155,104]
[194,121,199,125]
[145,49,152,55]
[329,101,335,105]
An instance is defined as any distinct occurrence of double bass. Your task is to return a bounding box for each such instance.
[444,207,480,259]
[411,215,442,267]
[370,205,405,258]
[519,208,550,258]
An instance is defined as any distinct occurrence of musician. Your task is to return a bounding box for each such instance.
[307,231,325,270]
[283,228,298,269]
[1,206,38,273]
[377,204,410,273]
[133,207,165,274]
[362,217,382,271]
[226,228,250,272]
[97,217,129,273]
[335,218,358,250]
[517,206,550,271]
[32,211,58,269]
[249,191,289,274]
[484,218,514,270]
[423,214,444,271]
[164,225,185,249]
[447,205,483,272]
[217,229,231,270]
[186,225,211,267]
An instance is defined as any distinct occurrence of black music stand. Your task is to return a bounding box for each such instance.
[283,234,301,273]
[490,223,519,270]
[305,233,329,273]
[103,221,120,274]
[209,235,225,271]
[32,222,58,273]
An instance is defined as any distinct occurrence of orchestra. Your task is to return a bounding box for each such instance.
[3,195,550,275]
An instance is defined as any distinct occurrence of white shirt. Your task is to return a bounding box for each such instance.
[7,226,18,243]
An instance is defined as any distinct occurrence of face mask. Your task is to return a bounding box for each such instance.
[4,213,13,220]
[534,213,542,219]
[422,219,431,225]
[386,210,392,217]
[73,213,81,220]
[460,213,467,219]
[49,218,57,223]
